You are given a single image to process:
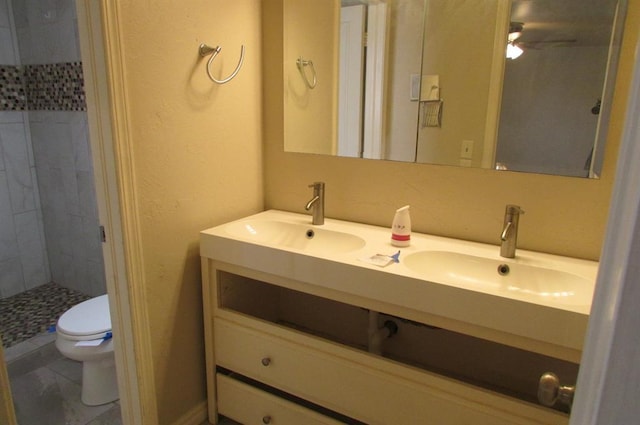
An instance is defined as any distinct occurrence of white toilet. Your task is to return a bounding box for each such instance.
[55,294,119,406]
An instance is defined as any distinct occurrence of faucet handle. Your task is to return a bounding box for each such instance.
[308,181,325,189]
[500,222,512,241]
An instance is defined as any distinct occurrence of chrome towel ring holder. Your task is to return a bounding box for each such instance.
[199,43,245,84]
[296,57,317,89]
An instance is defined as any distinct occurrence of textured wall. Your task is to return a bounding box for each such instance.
[105,0,264,422]
[283,0,339,155]
[416,0,505,167]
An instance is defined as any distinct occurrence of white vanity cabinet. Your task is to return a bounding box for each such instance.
[200,211,595,424]
[201,261,571,425]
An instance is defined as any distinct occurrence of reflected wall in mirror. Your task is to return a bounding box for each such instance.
[283,0,626,178]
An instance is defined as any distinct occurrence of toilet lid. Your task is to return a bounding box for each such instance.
[57,294,112,337]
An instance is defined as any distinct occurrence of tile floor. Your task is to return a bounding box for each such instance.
[4,331,121,425]
[4,332,245,425]
[1,284,239,424]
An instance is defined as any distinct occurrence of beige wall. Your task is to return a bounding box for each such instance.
[283,0,339,155]
[264,0,640,261]
[385,0,425,162]
[102,0,263,423]
[417,0,506,167]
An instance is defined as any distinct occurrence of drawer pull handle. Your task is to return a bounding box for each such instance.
[262,415,272,424]
[261,357,271,366]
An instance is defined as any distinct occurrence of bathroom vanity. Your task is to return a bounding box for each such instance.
[200,210,598,424]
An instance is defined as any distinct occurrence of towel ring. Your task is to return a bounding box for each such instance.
[296,57,317,89]
[199,43,245,84]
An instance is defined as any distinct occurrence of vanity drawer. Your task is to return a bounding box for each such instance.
[217,373,343,425]
[214,317,567,425]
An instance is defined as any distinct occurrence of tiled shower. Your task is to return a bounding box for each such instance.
[0,0,105,316]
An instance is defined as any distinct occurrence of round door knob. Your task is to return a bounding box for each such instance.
[262,415,272,424]
[261,357,271,366]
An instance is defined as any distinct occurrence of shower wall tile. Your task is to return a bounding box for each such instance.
[31,119,74,170]
[69,214,89,294]
[1,63,86,112]
[24,62,86,111]
[0,0,16,65]
[0,0,104,298]
[0,117,50,297]
[14,210,47,289]
[34,167,60,215]
[0,122,36,213]
[0,257,23,297]
[0,111,25,123]
[0,167,29,298]
[0,65,26,110]
[0,171,18,259]
[29,111,104,295]
[13,0,80,65]
[59,252,76,290]
[10,0,25,28]
[82,216,101,263]
[84,260,106,298]
[25,117,34,167]
[70,113,91,172]
[46,249,63,288]
[0,27,16,63]
[77,170,97,219]
[62,166,80,216]
[0,0,9,28]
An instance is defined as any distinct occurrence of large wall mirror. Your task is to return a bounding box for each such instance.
[283,0,626,178]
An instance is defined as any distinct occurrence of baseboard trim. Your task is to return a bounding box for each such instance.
[173,401,209,425]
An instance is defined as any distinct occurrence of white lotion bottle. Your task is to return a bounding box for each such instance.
[391,205,411,247]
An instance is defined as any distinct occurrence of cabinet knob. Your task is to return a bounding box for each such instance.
[261,357,271,366]
[538,372,575,409]
[262,415,272,424]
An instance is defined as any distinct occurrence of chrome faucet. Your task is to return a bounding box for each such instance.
[500,204,524,258]
[305,182,325,225]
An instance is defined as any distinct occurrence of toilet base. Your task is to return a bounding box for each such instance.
[81,355,119,406]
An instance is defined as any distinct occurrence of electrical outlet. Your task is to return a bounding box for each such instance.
[461,140,474,159]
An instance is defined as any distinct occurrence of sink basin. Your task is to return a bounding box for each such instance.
[224,219,366,254]
[404,251,593,306]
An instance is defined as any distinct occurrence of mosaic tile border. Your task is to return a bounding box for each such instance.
[25,62,87,111]
[0,62,86,112]
[0,65,27,110]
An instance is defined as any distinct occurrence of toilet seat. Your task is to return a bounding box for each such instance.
[57,294,112,341]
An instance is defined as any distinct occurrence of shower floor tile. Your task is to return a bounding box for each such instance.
[0,282,90,348]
